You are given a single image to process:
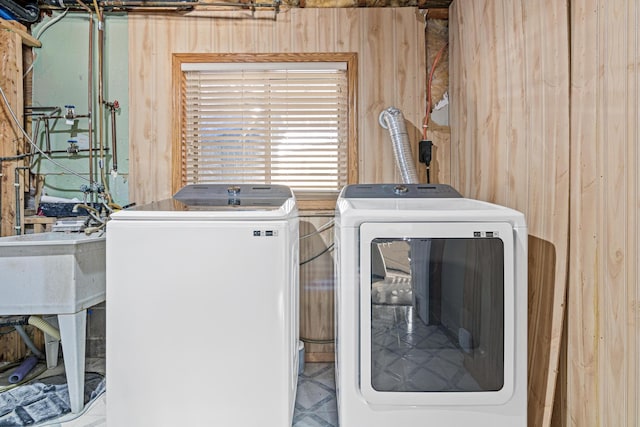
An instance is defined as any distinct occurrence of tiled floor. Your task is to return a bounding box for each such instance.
[292,363,338,427]
[15,359,337,427]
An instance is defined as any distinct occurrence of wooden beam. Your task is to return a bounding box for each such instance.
[421,7,448,19]
[416,0,452,10]
[0,18,41,48]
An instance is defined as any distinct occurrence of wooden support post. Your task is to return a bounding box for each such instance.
[0,22,39,364]
[0,22,25,237]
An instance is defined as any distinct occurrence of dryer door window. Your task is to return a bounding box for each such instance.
[359,222,516,406]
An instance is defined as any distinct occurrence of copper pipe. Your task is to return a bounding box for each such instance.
[108,103,118,172]
[98,12,105,182]
[87,12,94,198]
[75,0,94,195]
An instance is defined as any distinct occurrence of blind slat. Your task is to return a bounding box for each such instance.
[183,64,349,191]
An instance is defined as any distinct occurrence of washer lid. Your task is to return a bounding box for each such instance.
[173,184,293,207]
[110,184,296,220]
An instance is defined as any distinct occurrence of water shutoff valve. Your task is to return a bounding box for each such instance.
[64,105,76,124]
[67,139,79,155]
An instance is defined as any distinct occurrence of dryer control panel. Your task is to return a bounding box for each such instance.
[341,183,462,199]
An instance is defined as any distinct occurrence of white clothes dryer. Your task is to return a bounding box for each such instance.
[106,184,299,427]
[335,184,527,427]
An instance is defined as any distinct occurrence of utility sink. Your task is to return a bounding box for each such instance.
[0,231,105,314]
[0,231,106,414]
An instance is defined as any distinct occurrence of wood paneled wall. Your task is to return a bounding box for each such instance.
[451,1,640,426]
[449,2,570,427]
[569,1,639,426]
[128,7,426,205]
[128,7,428,361]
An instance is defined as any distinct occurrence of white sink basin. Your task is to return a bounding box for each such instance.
[0,231,106,414]
[0,232,106,315]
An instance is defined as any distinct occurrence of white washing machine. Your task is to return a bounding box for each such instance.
[106,184,299,427]
[335,184,527,426]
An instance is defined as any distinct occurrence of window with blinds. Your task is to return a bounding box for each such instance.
[181,61,351,197]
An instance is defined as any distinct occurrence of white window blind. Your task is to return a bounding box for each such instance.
[182,63,349,194]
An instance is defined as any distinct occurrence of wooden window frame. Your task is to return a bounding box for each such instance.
[172,52,358,210]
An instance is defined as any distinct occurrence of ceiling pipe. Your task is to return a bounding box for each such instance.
[39,0,197,9]
[37,0,282,12]
[0,0,39,23]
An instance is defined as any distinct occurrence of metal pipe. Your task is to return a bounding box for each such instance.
[31,118,41,161]
[0,154,31,236]
[38,0,283,13]
[14,167,20,235]
[14,166,30,235]
[0,154,32,161]
[40,0,196,5]
[97,11,109,197]
[87,12,95,199]
[105,101,119,172]
[24,106,62,115]
[24,106,61,157]
[25,105,62,154]
[41,148,109,155]
[43,118,52,153]
[23,114,90,120]
[73,1,96,196]
[110,105,118,172]
[0,316,30,327]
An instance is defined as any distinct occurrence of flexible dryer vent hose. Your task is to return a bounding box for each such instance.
[379,107,419,184]
[28,316,61,341]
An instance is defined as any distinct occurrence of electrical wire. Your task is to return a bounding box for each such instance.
[422,42,448,140]
[0,84,91,181]
[23,9,71,78]
[34,8,70,39]
[299,218,334,239]
[300,243,334,266]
